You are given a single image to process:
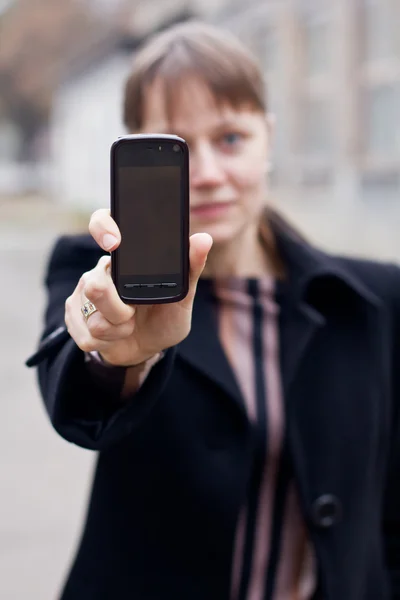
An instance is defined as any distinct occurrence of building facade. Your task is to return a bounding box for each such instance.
[217,0,400,258]
[51,0,400,259]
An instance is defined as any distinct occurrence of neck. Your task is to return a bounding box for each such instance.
[202,222,275,278]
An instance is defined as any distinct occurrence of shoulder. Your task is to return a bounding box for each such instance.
[333,254,400,313]
[46,234,105,283]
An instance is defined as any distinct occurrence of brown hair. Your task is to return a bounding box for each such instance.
[123,21,267,131]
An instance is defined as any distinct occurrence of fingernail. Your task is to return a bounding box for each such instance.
[103,234,118,251]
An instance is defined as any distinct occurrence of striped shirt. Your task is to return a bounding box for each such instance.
[212,277,316,600]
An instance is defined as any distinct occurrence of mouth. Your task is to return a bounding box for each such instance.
[190,201,235,219]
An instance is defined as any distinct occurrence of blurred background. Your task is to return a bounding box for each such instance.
[0,0,399,598]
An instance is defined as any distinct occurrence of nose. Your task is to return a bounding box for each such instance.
[190,143,226,188]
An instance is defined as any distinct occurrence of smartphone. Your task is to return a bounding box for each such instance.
[110,134,190,304]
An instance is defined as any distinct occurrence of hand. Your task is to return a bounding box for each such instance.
[65,209,213,367]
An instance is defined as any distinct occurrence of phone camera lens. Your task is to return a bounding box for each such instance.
[173,144,181,153]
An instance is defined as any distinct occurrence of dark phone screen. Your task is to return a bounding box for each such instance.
[117,166,181,276]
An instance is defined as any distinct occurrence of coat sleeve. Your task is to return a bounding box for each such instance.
[383,264,400,597]
[31,235,176,451]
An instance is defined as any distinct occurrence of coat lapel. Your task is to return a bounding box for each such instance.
[279,297,325,398]
[270,212,385,403]
[176,212,387,435]
[282,276,388,510]
[270,215,389,507]
[177,278,245,413]
[280,274,385,404]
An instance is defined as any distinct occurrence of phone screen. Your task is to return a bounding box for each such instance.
[117,166,181,276]
[111,136,189,304]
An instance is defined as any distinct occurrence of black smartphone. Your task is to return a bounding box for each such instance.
[110,134,190,304]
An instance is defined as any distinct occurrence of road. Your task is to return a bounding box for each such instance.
[0,198,94,600]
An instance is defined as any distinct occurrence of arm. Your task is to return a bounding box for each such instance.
[383,265,400,597]
[85,350,165,397]
[31,208,212,451]
[32,236,175,451]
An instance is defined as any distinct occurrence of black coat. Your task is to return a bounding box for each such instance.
[29,220,400,600]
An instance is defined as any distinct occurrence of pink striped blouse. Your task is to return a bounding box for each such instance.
[212,277,316,600]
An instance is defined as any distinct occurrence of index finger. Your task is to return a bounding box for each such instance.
[89,208,121,252]
[82,256,135,325]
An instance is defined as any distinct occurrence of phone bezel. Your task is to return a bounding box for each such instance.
[110,134,190,305]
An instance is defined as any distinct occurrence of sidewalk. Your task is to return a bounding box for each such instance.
[0,196,94,600]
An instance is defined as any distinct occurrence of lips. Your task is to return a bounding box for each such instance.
[190,201,235,218]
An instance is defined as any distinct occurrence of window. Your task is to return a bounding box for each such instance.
[297,9,334,162]
[302,97,333,157]
[242,22,278,74]
[360,0,397,62]
[303,15,332,76]
[356,0,400,166]
[360,171,400,202]
[0,0,15,17]
[0,120,20,160]
[262,27,278,73]
[364,83,400,156]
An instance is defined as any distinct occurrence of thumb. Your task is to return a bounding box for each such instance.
[181,233,213,307]
[175,233,213,310]
[189,233,213,283]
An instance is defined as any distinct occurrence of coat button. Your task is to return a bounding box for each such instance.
[311,494,342,528]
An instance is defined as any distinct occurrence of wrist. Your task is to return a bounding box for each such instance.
[84,351,127,392]
[128,351,165,369]
[85,350,166,399]
[85,350,165,369]
[121,351,166,398]
[96,351,165,369]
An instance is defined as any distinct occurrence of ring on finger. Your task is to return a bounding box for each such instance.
[81,300,98,322]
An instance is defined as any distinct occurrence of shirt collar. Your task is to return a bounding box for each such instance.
[266,209,381,309]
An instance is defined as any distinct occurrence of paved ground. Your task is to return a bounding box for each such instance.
[0,197,94,600]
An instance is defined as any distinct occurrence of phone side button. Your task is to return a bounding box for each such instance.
[162,283,178,288]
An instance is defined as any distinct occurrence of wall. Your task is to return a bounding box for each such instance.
[50,0,400,260]
[218,0,400,261]
[50,52,130,211]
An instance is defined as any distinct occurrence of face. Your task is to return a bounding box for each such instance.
[139,77,272,245]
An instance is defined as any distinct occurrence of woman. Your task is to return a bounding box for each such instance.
[27,21,400,600]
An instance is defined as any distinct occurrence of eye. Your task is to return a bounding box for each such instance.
[221,132,243,146]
